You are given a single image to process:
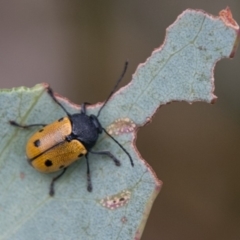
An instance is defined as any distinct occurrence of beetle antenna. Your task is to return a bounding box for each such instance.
[97,61,128,118]
[102,127,134,167]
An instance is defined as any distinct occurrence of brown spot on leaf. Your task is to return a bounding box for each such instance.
[106,118,136,136]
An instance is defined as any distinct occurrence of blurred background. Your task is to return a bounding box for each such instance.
[0,1,239,239]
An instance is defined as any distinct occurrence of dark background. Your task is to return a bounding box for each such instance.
[0,1,240,239]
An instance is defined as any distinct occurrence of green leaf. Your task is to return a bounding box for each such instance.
[0,8,238,240]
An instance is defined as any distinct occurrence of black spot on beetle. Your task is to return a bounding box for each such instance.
[45,159,53,167]
[58,117,64,122]
[39,129,44,132]
[78,153,84,158]
[59,165,65,169]
[34,139,41,147]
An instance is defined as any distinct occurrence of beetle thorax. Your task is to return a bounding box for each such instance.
[69,113,102,150]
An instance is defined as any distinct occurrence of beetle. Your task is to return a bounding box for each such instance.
[9,62,133,196]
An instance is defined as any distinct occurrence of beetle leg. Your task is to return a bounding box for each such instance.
[46,86,71,116]
[89,150,121,166]
[80,102,91,114]
[85,154,92,192]
[49,167,68,196]
[9,120,46,129]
